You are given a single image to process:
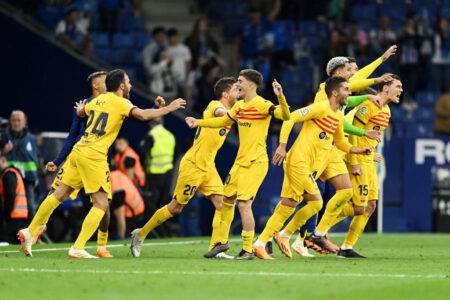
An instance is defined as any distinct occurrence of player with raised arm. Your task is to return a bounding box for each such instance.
[18,69,185,258]
[185,69,290,259]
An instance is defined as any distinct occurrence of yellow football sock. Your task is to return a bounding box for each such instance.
[209,210,222,250]
[139,205,173,239]
[259,204,295,243]
[329,202,355,228]
[97,230,108,247]
[343,210,372,247]
[29,194,60,236]
[218,201,235,244]
[316,188,352,234]
[284,200,323,236]
[241,230,254,253]
[73,207,105,250]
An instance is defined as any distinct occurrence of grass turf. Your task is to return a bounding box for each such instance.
[0,233,449,300]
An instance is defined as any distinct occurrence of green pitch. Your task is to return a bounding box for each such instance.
[0,234,449,300]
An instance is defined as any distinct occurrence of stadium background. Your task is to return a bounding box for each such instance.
[2,0,450,242]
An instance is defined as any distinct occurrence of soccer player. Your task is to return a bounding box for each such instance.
[18,69,186,258]
[129,77,239,259]
[282,46,397,253]
[35,71,115,258]
[185,69,290,259]
[252,76,371,260]
[330,74,402,258]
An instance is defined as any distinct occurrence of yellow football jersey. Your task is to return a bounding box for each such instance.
[280,101,351,175]
[352,100,391,163]
[227,96,274,166]
[74,92,134,158]
[183,100,231,171]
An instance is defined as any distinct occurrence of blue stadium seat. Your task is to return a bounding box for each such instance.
[442,5,450,19]
[298,21,327,39]
[390,106,407,122]
[91,32,109,48]
[120,15,147,33]
[412,107,435,122]
[112,33,134,49]
[272,21,296,51]
[416,90,439,107]
[350,4,378,23]
[35,4,62,30]
[405,122,434,137]
[93,48,113,62]
[133,33,151,50]
[380,2,409,24]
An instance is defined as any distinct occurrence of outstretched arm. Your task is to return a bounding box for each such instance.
[185,114,235,129]
[132,98,186,121]
[351,45,397,80]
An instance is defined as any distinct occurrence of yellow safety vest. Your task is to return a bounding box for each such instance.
[147,125,175,174]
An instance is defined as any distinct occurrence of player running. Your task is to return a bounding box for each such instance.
[18,69,185,258]
[185,69,290,259]
[253,77,371,260]
[129,77,239,259]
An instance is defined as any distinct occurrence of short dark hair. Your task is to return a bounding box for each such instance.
[346,57,356,63]
[214,77,237,98]
[87,71,107,85]
[325,76,347,98]
[167,28,178,37]
[379,73,401,90]
[239,69,263,88]
[152,26,166,36]
[106,69,126,92]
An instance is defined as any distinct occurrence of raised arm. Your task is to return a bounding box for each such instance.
[351,45,397,80]
[131,98,186,121]
[271,80,290,120]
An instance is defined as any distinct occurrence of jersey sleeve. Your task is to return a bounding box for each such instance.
[354,101,375,125]
[84,101,93,116]
[118,99,135,117]
[349,78,376,92]
[350,57,383,80]
[255,99,275,116]
[209,101,225,117]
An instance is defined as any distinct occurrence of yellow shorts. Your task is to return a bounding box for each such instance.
[52,155,81,200]
[59,149,112,199]
[173,158,223,205]
[319,148,348,181]
[350,161,378,207]
[224,161,268,201]
[280,162,320,202]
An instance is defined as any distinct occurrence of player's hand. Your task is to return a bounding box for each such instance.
[374,153,384,163]
[272,143,287,166]
[74,100,86,117]
[167,98,186,112]
[350,164,362,176]
[374,73,394,84]
[364,130,381,142]
[155,96,166,108]
[3,141,13,154]
[45,161,58,172]
[368,95,382,108]
[351,146,372,155]
[185,117,199,128]
[381,45,397,61]
[272,79,284,97]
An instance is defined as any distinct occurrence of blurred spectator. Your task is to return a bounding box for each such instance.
[36,0,62,30]
[346,21,369,61]
[55,6,93,54]
[324,29,347,76]
[146,48,177,99]
[185,18,221,71]
[431,17,450,92]
[114,137,146,187]
[140,118,175,221]
[193,62,219,113]
[0,153,28,243]
[5,111,39,216]
[98,0,119,38]
[398,15,420,100]
[167,28,192,97]
[434,93,450,135]
[110,169,145,240]
[370,15,397,57]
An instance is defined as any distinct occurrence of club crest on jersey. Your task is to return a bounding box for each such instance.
[373,125,380,131]
[358,106,368,116]
[219,128,227,136]
[319,131,327,139]
[300,107,310,116]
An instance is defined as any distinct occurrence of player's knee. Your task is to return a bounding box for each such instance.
[367,201,377,214]
[209,194,223,210]
[167,200,184,215]
[353,205,365,216]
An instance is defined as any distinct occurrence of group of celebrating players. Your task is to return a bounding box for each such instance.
[16,44,402,260]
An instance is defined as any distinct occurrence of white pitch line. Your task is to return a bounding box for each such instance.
[0,268,447,280]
